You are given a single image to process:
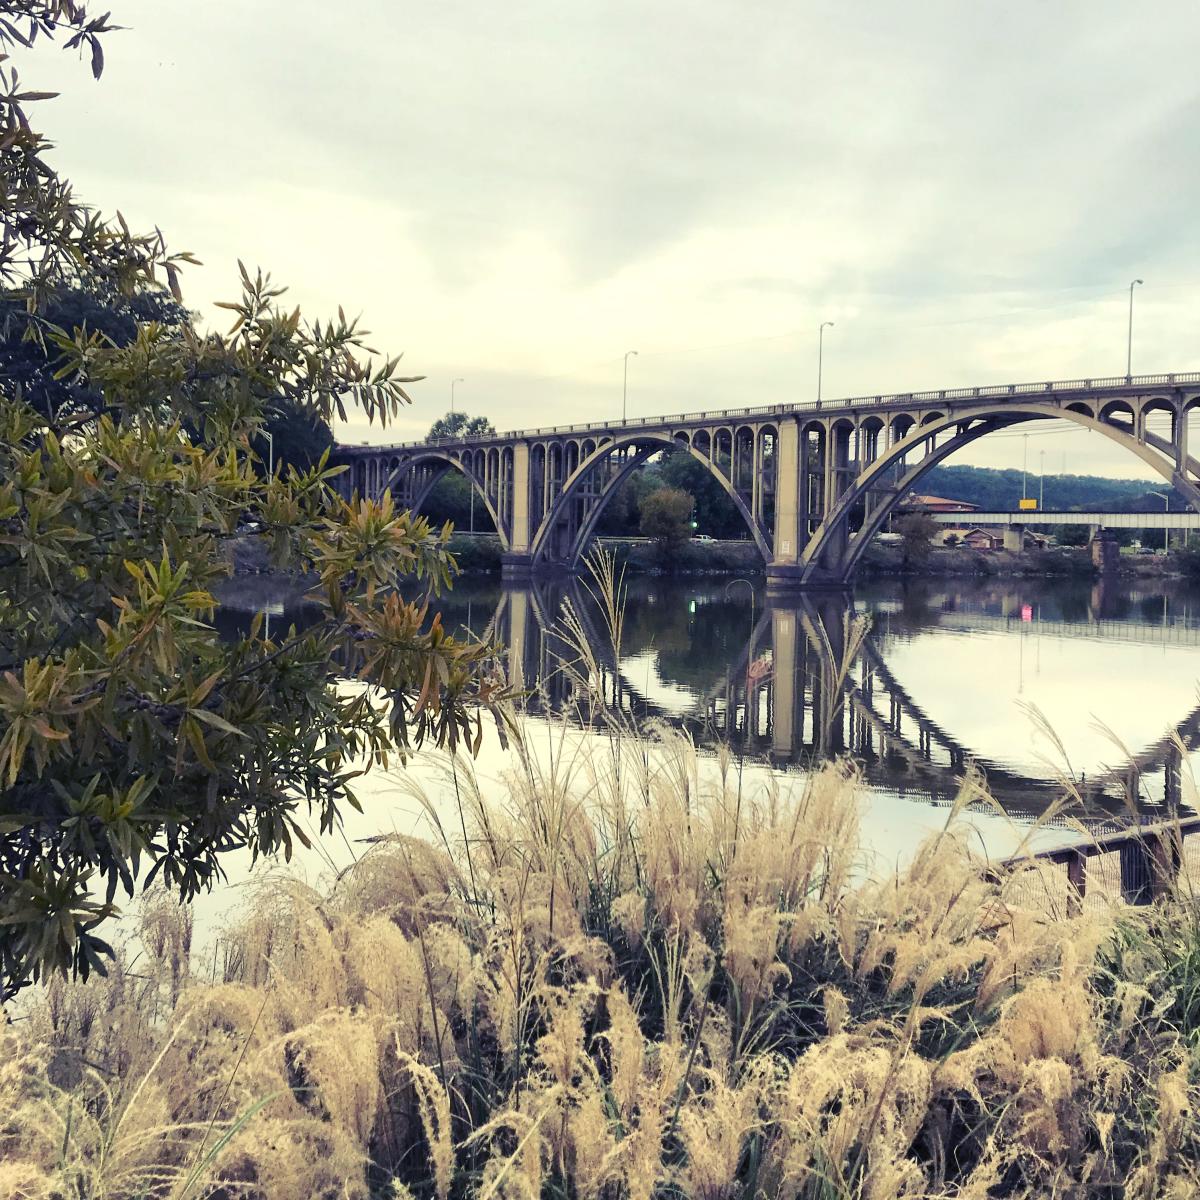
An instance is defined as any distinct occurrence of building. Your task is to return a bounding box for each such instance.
[936,527,1049,551]
[900,492,980,514]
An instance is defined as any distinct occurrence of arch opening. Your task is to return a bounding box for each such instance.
[383,452,505,544]
[531,432,772,568]
[803,402,1200,584]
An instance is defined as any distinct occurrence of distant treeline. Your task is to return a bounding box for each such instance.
[922,464,1186,513]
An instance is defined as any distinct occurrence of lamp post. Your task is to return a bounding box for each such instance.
[1150,490,1170,553]
[817,321,834,406]
[1127,279,1143,379]
[622,350,638,422]
[264,430,274,478]
[451,377,464,415]
[1039,449,1044,509]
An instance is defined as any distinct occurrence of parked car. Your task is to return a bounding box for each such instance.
[693,533,715,543]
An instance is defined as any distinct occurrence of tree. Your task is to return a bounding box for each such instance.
[894,513,938,569]
[658,448,747,538]
[640,487,695,558]
[428,411,495,441]
[0,285,190,420]
[251,397,334,475]
[0,6,506,999]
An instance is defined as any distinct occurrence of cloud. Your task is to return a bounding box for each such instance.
[19,0,1200,476]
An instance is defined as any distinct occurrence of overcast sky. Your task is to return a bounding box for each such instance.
[26,0,1200,478]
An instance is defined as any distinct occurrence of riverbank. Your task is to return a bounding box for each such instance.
[220,531,1190,599]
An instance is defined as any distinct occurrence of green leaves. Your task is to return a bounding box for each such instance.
[0,0,510,1001]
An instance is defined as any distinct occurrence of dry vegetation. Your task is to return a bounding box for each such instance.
[4,560,1200,1199]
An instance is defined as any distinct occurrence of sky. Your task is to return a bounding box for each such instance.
[23,0,1200,479]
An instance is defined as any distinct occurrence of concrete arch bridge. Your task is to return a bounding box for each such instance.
[334,372,1200,586]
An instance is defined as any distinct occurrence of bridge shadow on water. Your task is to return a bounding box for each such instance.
[418,573,1200,833]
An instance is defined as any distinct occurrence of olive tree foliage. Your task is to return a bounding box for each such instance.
[0,3,508,999]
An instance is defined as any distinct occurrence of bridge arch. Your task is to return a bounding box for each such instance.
[802,401,1200,583]
[530,431,773,567]
[382,450,510,549]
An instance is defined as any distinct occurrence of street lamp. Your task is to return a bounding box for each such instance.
[451,377,464,415]
[1150,489,1170,553]
[817,321,834,406]
[263,430,274,478]
[1127,279,1143,379]
[1039,449,1045,510]
[622,350,638,422]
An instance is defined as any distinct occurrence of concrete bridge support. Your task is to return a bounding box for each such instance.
[1091,529,1121,575]
[502,441,535,578]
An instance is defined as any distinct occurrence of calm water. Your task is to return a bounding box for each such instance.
[200,572,1200,932]
[420,573,1200,823]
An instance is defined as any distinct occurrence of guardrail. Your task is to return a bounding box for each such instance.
[340,370,1200,452]
[1002,814,1200,915]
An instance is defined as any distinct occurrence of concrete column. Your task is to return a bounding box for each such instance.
[822,421,837,521]
[501,443,536,578]
[1003,523,1023,552]
[750,430,761,524]
[770,605,798,756]
[771,419,801,563]
[510,441,531,552]
[1177,406,1189,475]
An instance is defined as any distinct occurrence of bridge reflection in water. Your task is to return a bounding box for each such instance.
[433,578,1200,826]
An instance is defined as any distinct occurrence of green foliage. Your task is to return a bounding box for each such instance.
[639,486,695,558]
[427,410,495,442]
[0,4,507,999]
[0,285,190,420]
[894,512,938,568]
[658,447,747,537]
[923,463,1186,512]
[251,397,334,475]
[420,470,497,534]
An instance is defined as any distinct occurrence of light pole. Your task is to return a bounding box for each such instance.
[817,321,834,406]
[1021,433,1028,502]
[451,377,464,415]
[1127,279,1143,379]
[264,430,274,478]
[622,350,638,422]
[1150,490,1170,553]
[1039,449,1045,509]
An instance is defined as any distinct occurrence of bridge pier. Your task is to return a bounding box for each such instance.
[1090,529,1121,575]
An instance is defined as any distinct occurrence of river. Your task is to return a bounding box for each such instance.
[200,572,1200,935]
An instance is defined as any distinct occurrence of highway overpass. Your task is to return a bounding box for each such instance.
[929,510,1200,529]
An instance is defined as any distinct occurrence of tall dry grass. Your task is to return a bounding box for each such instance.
[4,556,1200,1198]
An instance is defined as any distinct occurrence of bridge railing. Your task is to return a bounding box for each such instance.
[352,371,1200,452]
[1000,814,1200,916]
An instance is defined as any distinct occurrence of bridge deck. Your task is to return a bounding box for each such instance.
[339,370,1200,451]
